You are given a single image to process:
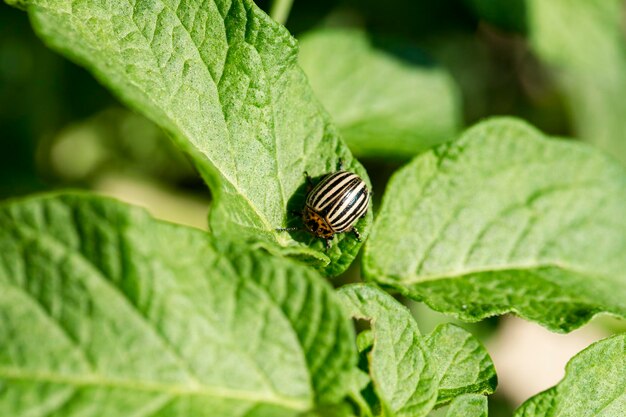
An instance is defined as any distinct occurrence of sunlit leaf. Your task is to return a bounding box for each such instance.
[0,193,358,416]
[5,0,372,275]
[365,117,626,331]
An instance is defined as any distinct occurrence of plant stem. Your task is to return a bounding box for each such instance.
[270,0,294,25]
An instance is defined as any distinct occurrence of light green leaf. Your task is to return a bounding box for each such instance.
[527,0,626,165]
[445,394,488,417]
[6,0,371,276]
[426,324,496,406]
[338,284,495,416]
[364,117,626,331]
[514,333,626,417]
[339,284,437,417]
[0,193,358,416]
[298,29,461,159]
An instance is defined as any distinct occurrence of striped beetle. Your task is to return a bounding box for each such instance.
[278,161,370,249]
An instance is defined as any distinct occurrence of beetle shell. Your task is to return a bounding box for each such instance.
[302,206,335,239]
[304,170,370,238]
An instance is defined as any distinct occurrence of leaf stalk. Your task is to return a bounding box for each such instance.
[270,0,294,25]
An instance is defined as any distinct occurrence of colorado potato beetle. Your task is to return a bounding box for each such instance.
[278,161,370,249]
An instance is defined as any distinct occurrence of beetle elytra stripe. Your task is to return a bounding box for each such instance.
[328,182,366,222]
[308,171,358,209]
[301,167,370,240]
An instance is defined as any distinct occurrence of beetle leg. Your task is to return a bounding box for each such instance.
[303,171,314,191]
[323,234,335,251]
[351,226,362,242]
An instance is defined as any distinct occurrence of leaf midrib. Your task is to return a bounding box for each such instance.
[0,366,309,410]
[9,217,310,405]
[376,261,614,286]
[39,0,286,241]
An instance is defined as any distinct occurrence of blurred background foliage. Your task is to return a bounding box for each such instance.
[2,0,625,414]
[6,0,624,200]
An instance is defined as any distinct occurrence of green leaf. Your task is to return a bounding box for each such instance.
[526,0,626,165]
[445,394,488,417]
[364,117,626,331]
[338,284,495,416]
[426,324,496,406]
[0,193,358,416]
[514,333,626,416]
[298,29,461,159]
[300,403,358,417]
[6,0,371,276]
[339,284,437,417]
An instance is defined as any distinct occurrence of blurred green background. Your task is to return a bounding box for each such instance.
[0,0,578,203]
[2,0,625,414]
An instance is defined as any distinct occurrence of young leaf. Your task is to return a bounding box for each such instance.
[338,284,495,416]
[445,394,488,417]
[5,0,371,276]
[339,284,437,417]
[426,324,496,406]
[364,117,626,331]
[513,333,625,416]
[0,193,358,416]
[526,0,626,166]
[299,29,461,159]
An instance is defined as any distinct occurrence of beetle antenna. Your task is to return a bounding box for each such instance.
[276,227,302,232]
[303,171,314,190]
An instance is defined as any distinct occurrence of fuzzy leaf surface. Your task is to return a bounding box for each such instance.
[339,284,437,417]
[445,394,488,417]
[0,193,358,416]
[426,324,496,405]
[338,284,496,416]
[514,333,625,416]
[365,117,626,331]
[298,29,461,159]
[5,0,371,275]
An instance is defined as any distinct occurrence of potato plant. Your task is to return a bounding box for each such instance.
[1,0,625,416]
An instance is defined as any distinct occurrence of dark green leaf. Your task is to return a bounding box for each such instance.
[464,0,527,33]
[0,193,358,416]
[365,117,626,331]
